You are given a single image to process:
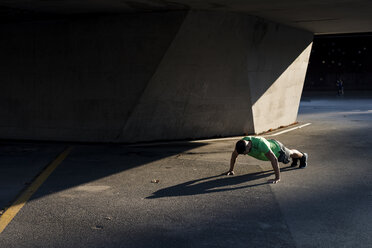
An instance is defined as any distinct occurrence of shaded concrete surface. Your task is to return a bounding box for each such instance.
[0,92,371,247]
[0,143,296,248]
[273,91,372,247]
[2,1,372,34]
[0,143,66,210]
[0,11,187,142]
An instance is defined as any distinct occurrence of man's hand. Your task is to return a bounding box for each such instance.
[228,150,238,176]
[268,178,280,184]
[265,150,280,183]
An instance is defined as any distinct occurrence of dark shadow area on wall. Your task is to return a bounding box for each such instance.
[304,32,372,92]
[0,11,188,142]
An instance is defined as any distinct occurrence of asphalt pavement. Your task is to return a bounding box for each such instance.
[0,92,371,247]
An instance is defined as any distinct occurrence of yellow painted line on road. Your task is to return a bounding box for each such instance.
[0,146,73,234]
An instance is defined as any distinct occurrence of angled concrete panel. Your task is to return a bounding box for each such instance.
[122,11,313,142]
[250,44,312,134]
[121,11,255,142]
[245,21,313,133]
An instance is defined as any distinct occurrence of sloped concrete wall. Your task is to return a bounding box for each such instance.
[122,11,313,142]
[120,11,255,142]
[0,10,312,143]
[246,21,313,133]
[250,44,313,134]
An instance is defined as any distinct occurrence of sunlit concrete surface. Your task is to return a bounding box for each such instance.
[0,92,371,247]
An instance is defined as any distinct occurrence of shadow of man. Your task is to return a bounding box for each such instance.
[147,166,297,199]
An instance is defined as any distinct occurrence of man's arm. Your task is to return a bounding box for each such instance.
[226,150,239,175]
[265,150,280,183]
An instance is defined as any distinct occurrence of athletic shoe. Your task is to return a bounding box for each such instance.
[299,153,308,168]
[291,158,298,167]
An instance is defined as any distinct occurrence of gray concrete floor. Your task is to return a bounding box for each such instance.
[0,92,371,247]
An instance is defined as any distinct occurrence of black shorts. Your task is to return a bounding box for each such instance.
[275,140,291,164]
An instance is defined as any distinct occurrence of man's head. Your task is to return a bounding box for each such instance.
[235,140,249,154]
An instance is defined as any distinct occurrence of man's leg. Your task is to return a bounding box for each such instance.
[289,149,303,158]
[289,149,308,168]
[274,140,308,168]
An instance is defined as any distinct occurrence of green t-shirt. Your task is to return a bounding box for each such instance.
[242,136,281,161]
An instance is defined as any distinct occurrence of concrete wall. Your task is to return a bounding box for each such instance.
[0,12,186,142]
[247,23,313,133]
[0,10,312,143]
[121,11,313,142]
[121,11,256,142]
